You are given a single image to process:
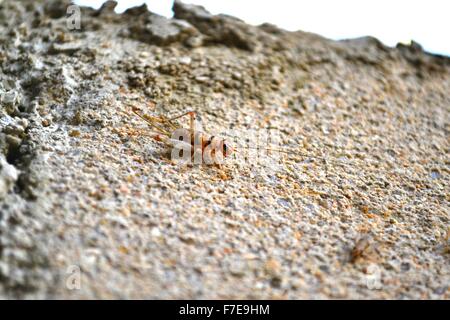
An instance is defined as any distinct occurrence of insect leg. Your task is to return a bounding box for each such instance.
[165,111,198,140]
[166,111,196,130]
[127,108,171,136]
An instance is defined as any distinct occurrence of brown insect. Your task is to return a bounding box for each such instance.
[350,234,378,263]
[122,101,413,180]
[125,105,234,167]
[122,102,363,170]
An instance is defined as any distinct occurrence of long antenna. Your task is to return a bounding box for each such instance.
[236,145,356,167]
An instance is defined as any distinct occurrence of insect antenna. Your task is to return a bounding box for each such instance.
[239,142,424,194]
[213,130,361,167]
[236,145,352,167]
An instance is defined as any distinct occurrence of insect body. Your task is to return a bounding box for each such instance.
[350,234,379,263]
[123,102,400,176]
[127,106,234,166]
[124,103,348,169]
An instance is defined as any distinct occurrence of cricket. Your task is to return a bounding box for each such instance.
[123,102,235,167]
[121,101,351,170]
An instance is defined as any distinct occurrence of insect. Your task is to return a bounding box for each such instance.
[121,101,365,171]
[349,234,378,263]
[120,99,416,188]
[124,104,234,167]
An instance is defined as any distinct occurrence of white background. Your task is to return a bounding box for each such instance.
[75,0,450,56]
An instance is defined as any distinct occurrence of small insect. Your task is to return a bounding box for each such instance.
[350,234,378,263]
[121,100,411,183]
[125,104,234,167]
[122,102,360,170]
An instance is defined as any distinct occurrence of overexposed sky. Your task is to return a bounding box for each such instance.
[75,0,450,55]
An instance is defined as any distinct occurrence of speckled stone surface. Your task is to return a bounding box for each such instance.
[0,0,448,299]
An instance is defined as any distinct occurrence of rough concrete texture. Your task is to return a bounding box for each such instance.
[0,0,449,299]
